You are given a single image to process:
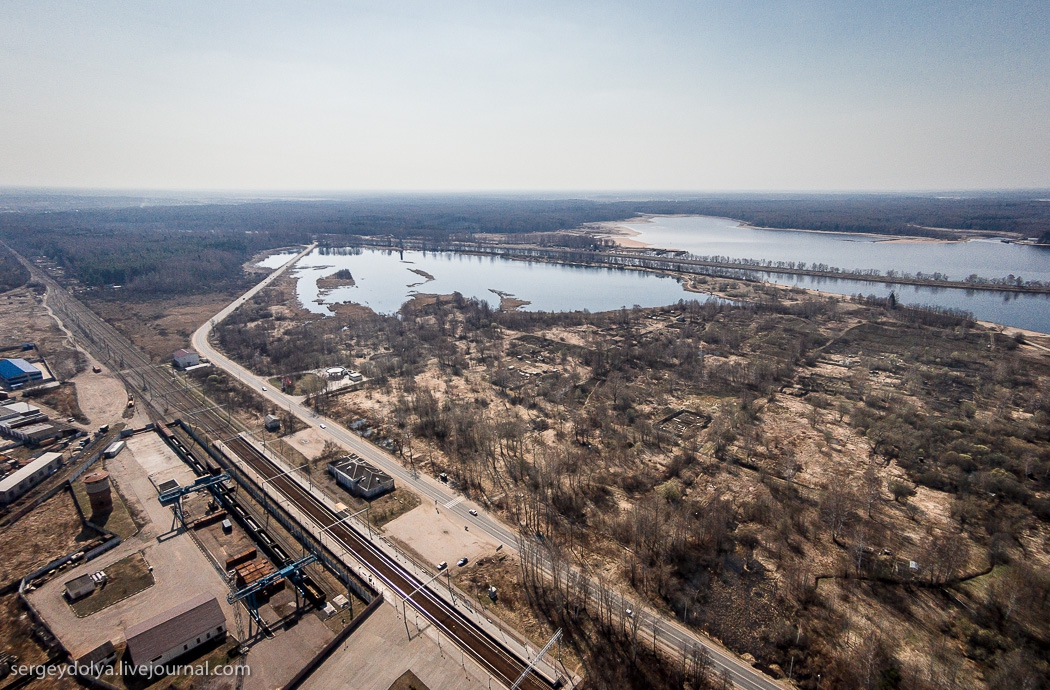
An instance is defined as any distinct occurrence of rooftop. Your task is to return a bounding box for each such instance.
[0,452,62,492]
[125,593,225,664]
[330,457,393,493]
[0,358,39,377]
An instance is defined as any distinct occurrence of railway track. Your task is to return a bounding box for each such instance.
[223,437,555,690]
[8,248,558,690]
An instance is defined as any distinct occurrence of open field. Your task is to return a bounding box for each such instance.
[0,490,96,585]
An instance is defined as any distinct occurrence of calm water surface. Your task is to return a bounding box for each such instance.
[281,248,706,315]
[260,216,1050,332]
[621,216,1050,332]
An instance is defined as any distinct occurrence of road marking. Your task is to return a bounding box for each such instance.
[445,496,465,509]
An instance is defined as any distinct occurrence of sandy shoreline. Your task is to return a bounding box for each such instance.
[585,214,986,249]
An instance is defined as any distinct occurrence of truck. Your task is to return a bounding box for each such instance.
[103,441,125,458]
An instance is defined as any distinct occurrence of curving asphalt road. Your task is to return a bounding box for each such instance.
[192,247,788,690]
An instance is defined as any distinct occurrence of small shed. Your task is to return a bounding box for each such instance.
[264,414,281,432]
[65,574,97,602]
[77,641,117,675]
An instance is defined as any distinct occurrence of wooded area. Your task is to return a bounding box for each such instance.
[215,277,1050,690]
[1,193,1047,300]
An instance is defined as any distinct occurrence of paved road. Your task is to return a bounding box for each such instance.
[192,248,787,690]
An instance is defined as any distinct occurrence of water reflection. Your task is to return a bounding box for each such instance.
[285,247,709,315]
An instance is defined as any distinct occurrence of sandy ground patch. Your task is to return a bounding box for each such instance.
[284,426,336,460]
[384,505,500,569]
[71,365,130,427]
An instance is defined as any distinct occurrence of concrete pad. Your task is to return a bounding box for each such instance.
[28,531,239,659]
[284,427,333,460]
[242,613,334,690]
[302,604,489,690]
[384,505,500,570]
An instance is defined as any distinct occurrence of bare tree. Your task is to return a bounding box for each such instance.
[862,464,882,518]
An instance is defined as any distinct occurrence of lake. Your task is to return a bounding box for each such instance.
[259,215,1050,332]
[270,247,709,316]
[619,216,1050,332]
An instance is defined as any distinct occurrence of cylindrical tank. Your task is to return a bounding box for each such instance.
[83,471,113,514]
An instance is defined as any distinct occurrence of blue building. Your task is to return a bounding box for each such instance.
[0,359,43,389]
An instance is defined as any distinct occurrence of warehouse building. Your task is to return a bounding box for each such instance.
[124,593,226,667]
[0,358,44,389]
[7,422,73,445]
[172,349,200,370]
[0,402,39,422]
[328,457,394,499]
[0,451,63,505]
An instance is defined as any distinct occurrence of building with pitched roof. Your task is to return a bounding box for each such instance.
[124,593,226,667]
[328,457,394,499]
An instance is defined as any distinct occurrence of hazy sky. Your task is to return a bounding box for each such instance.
[1,1,1048,191]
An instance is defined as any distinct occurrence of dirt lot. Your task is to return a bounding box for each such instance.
[384,505,500,569]
[71,360,133,428]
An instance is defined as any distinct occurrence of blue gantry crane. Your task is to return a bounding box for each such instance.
[227,554,317,633]
[158,473,230,531]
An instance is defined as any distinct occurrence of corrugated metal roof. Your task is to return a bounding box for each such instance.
[0,358,38,377]
[125,593,225,663]
[0,452,62,492]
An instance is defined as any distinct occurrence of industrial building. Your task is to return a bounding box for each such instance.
[0,401,39,422]
[172,349,200,370]
[0,451,63,504]
[0,358,44,389]
[124,593,226,667]
[328,457,394,499]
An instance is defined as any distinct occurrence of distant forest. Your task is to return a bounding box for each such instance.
[1,194,1047,298]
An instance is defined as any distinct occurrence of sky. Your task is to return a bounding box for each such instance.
[1,1,1048,192]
